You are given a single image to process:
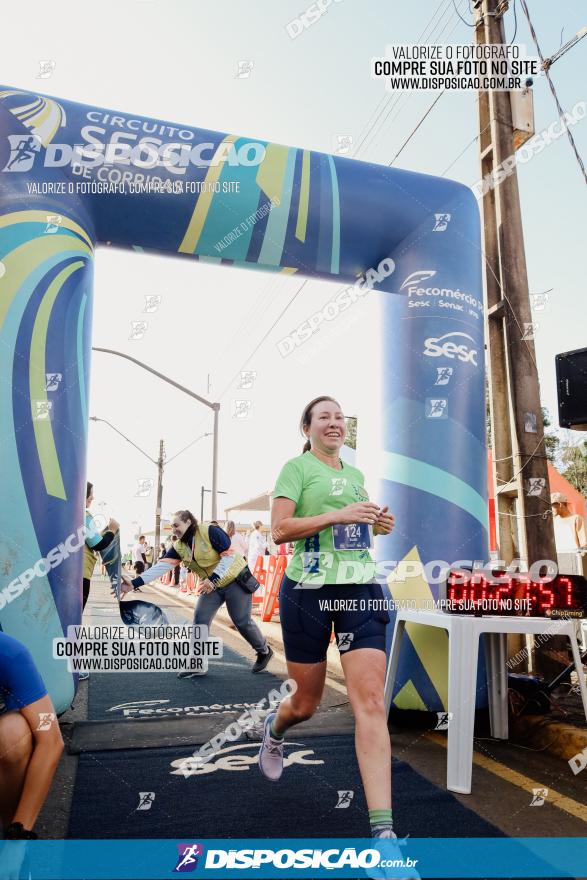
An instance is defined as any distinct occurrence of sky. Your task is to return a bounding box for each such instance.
[2,0,586,545]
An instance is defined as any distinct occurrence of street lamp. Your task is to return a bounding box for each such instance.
[92,347,221,518]
[90,417,213,551]
[90,416,164,551]
[201,486,228,521]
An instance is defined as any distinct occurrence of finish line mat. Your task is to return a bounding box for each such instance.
[67,735,505,841]
[87,641,285,722]
[69,707,356,754]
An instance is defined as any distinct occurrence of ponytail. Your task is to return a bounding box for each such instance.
[302,439,312,454]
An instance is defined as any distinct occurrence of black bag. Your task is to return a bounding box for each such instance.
[234,565,260,593]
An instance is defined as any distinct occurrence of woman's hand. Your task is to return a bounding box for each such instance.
[373,505,395,536]
[107,518,119,533]
[335,502,381,525]
[196,579,215,596]
[120,573,134,595]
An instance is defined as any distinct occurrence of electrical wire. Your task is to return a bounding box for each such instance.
[518,0,587,184]
[452,0,476,27]
[353,0,455,157]
[388,91,446,165]
[359,1,467,158]
[508,0,518,45]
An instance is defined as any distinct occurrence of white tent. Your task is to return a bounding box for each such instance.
[225,491,272,514]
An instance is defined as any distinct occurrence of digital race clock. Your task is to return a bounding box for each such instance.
[444,570,587,617]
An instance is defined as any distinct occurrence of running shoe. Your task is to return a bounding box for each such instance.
[78,671,89,681]
[368,833,420,880]
[252,645,273,673]
[177,668,207,678]
[258,711,284,781]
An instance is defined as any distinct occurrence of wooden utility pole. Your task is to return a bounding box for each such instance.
[475,0,562,674]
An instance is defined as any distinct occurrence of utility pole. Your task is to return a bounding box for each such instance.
[155,439,165,554]
[93,348,220,519]
[475,0,561,674]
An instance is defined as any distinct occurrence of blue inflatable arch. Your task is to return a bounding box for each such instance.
[0,87,488,714]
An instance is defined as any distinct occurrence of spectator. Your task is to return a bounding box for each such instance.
[225,520,248,557]
[132,535,147,576]
[551,492,587,552]
[121,510,272,675]
[247,520,267,572]
[83,482,118,610]
[0,632,64,840]
[158,543,167,560]
[145,545,154,567]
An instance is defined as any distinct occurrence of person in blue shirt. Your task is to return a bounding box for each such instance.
[0,632,63,839]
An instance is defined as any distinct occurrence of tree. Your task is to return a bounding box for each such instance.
[541,407,559,463]
[559,442,587,497]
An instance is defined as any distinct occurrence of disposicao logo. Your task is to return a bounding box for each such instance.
[3,134,42,172]
[174,843,204,872]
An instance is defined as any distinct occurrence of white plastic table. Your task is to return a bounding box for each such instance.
[384,610,587,794]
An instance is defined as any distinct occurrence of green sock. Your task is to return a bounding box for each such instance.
[369,808,393,830]
[269,719,284,740]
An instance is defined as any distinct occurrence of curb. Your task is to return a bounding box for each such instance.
[510,714,587,764]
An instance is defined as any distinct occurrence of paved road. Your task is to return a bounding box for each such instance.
[38,576,587,840]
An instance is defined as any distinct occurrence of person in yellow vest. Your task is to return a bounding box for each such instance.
[83,482,119,609]
[120,510,273,676]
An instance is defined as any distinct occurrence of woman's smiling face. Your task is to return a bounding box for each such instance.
[305,399,346,453]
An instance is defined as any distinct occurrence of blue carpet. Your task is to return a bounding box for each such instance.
[87,642,283,722]
[67,735,504,841]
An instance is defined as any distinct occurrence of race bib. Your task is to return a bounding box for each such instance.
[332,523,373,550]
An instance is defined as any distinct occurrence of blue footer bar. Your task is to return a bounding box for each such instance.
[1,837,585,878]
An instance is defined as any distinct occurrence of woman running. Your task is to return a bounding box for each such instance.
[121,511,273,675]
[259,395,396,840]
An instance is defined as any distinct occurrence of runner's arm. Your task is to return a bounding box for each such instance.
[271,497,338,544]
[272,497,381,543]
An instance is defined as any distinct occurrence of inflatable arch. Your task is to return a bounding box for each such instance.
[0,87,488,714]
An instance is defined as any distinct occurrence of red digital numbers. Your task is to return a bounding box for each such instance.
[446,572,584,616]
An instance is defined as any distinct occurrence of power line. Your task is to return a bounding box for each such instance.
[188,1,476,433]
[508,0,518,45]
[518,0,587,184]
[353,0,454,156]
[451,0,476,27]
[208,2,471,415]
[215,279,308,401]
[388,91,446,165]
[358,0,467,159]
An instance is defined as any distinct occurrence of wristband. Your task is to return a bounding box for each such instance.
[4,822,38,839]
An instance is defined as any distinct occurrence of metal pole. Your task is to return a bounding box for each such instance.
[155,439,164,555]
[211,404,220,520]
[201,485,205,522]
[93,349,221,521]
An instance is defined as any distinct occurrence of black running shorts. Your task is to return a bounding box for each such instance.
[279,574,390,663]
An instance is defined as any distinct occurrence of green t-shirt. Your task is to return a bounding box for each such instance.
[273,452,374,585]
